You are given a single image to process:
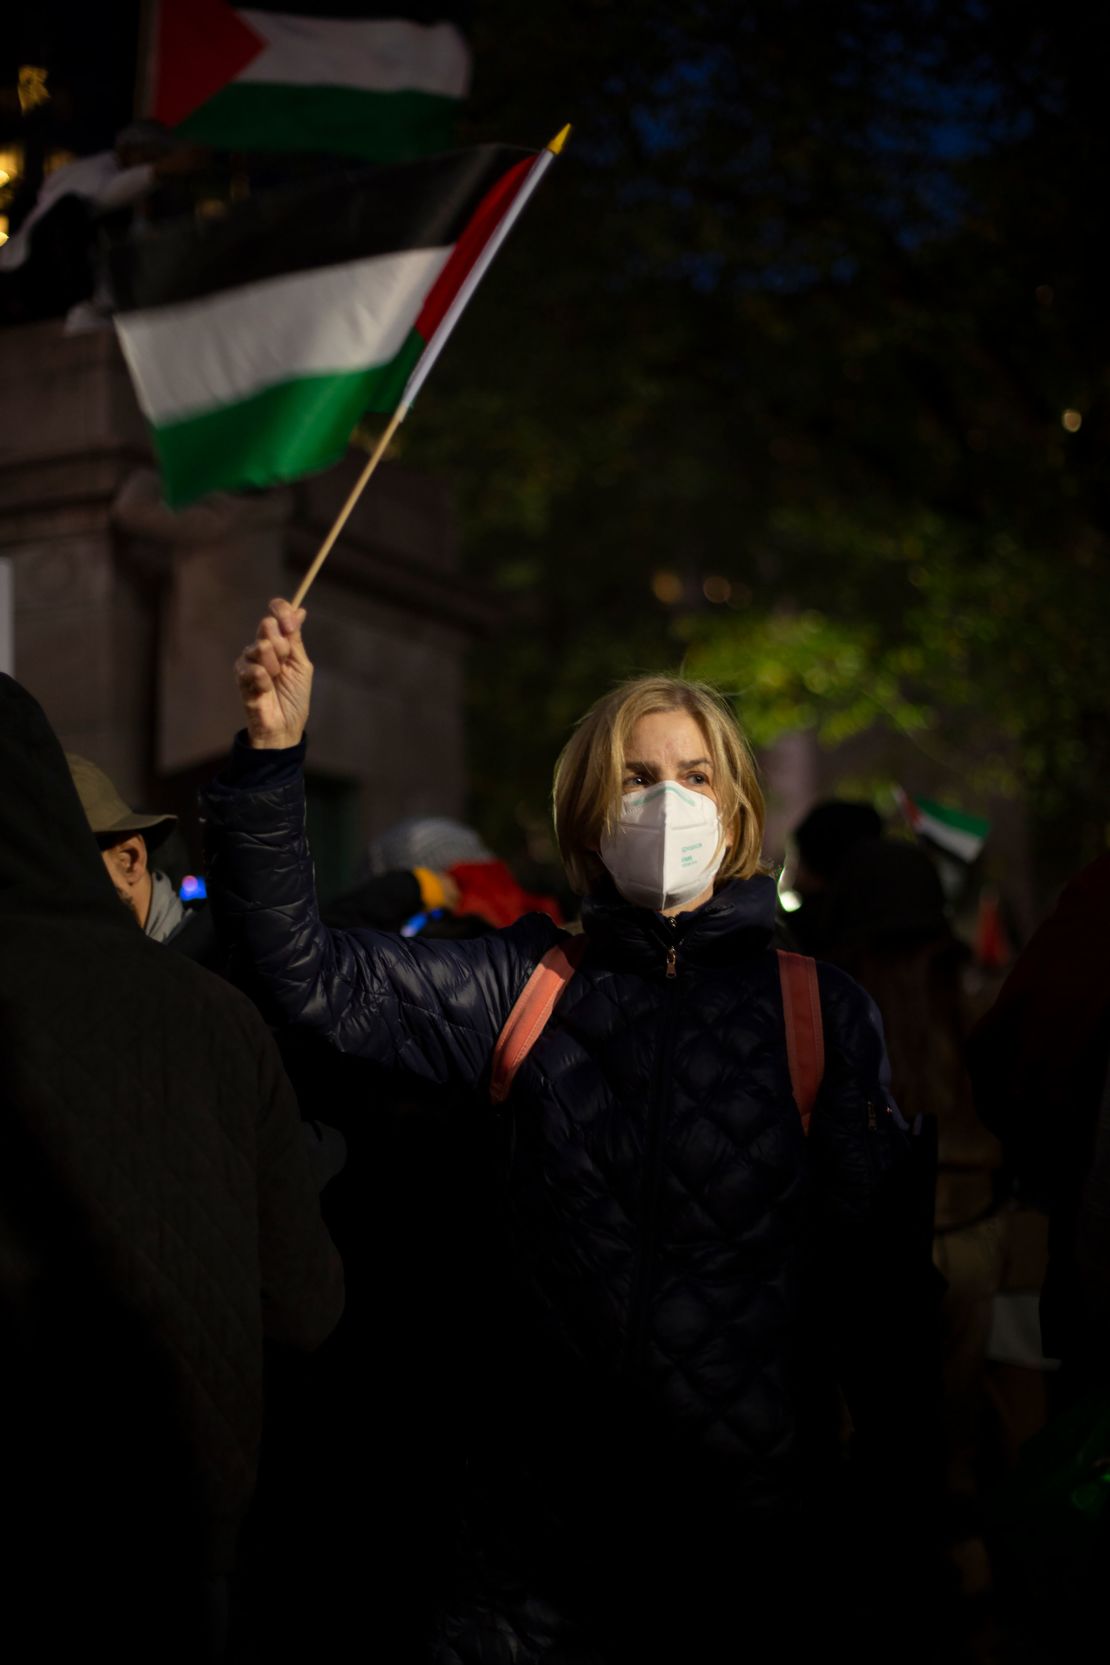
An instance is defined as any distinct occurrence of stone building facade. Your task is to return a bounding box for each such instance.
[0,322,492,892]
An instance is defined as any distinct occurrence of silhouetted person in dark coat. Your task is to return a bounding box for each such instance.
[0,674,343,1663]
[969,854,1110,1387]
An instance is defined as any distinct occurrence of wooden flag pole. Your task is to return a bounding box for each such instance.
[291,402,409,608]
[289,123,570,609]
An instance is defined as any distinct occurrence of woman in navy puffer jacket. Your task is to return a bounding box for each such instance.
[204,599,935,1664]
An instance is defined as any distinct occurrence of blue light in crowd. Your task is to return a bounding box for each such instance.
[180,874,207,901]
[400,907,445,938]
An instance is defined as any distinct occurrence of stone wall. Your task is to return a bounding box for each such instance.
[0,322,492,880]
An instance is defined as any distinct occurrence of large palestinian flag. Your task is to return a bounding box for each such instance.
[112,144,553,507]
[143,1,471,160]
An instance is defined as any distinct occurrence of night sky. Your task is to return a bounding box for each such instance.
[3,4,143,154]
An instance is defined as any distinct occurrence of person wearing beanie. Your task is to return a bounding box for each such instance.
[326,816,562,934]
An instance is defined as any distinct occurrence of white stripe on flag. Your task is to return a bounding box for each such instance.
[115,244,451,424]
[916,816,984,863]
[235,13,471,97]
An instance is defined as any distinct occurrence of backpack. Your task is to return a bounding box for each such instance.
[490,940,825,1130]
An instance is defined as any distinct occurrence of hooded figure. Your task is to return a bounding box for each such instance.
[0,675,343,1662]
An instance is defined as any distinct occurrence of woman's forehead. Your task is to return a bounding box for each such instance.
[625,707,709,758]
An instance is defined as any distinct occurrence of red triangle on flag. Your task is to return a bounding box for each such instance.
[149,0,266,130]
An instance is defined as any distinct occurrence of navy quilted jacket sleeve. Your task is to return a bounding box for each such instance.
[202,762,555,1089]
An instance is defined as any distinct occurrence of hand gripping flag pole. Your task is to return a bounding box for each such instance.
[291,123,571,609]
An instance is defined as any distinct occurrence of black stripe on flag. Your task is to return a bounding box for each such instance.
[112,146,529,314]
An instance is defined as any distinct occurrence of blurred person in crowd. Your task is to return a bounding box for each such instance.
[967,855,1110,1653]
[969,854,1110,1393]
[67,752,222,968]
[200,597,936,1664]
[0,121,205,327]
[785,798,883,954]
[324,824,463,932]
[820,838,1004,1599]
[0,674,343,1663]
[66,748,484,973]
[327,814,563,932]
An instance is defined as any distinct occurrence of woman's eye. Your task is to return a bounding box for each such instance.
[687,773,709,787]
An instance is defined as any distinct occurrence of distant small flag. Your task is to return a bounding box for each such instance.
[112,142,558,506]
[895,788,989,863]
[142,0,471,161]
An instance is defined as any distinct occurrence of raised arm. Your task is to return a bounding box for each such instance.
[202,599,558,1090]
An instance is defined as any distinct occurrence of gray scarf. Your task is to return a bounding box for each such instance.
[144,868,185,944]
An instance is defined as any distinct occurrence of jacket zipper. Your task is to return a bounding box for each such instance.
[625,931,681,1374]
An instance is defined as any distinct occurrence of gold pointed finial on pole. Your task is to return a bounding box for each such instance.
[547,124,573,156]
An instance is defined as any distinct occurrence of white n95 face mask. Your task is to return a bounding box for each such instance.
[599,782,725,912]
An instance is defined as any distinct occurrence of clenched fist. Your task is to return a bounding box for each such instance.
[235,598,313,749]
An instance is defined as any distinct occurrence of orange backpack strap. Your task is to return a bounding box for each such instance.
[490,934,589,1105]
[776,949,825,1134]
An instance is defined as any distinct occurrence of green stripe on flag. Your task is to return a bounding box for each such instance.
[175,83,459,160]
[914,796,990,839]
[153,330,424,506]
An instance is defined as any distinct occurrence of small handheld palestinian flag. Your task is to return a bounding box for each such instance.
[142,0,472,161]
[112,134,567,520]
[895,788,989,863]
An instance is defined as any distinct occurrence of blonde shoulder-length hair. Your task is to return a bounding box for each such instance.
[552,675,767,897]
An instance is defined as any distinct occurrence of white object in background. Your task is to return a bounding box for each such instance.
[0,558,13,675]
[987,1291,1060,1371]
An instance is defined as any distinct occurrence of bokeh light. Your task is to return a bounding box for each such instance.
[651,570,683,605]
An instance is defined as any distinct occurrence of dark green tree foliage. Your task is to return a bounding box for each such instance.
[398,2,1110,879]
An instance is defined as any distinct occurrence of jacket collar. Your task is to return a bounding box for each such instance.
[580,874,777,973]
